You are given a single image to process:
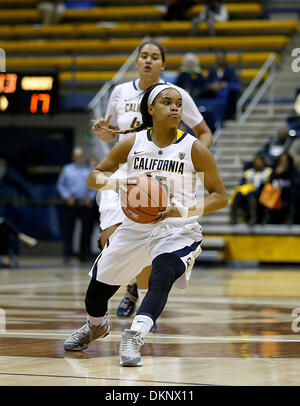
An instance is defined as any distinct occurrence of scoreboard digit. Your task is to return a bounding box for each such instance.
[0,72,58,114]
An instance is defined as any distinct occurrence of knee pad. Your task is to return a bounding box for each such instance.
[85,278,119,317]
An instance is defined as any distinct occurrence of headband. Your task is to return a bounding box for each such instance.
[147,84,177,105]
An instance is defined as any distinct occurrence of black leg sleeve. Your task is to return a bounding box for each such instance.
[137,253,185,322]
[85,278,120,317]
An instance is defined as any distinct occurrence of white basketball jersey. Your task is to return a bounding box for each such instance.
[126,128,201,225]
[105,79,204,142]
[99,79,204,229]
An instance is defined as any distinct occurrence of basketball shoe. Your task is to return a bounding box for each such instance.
[116,282,138,318]
[64,314,110,351]
[119,329,144,367]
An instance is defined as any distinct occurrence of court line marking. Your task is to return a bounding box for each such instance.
[1,291,300,308]
[0,280,89,290]
[0,371,211,386]
[1,291,299,308]
[0,280,300,306]
[1,331,300,343]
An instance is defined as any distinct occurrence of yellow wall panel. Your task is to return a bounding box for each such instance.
[220,235,300,262]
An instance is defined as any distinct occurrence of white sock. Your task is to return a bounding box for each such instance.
[87,315,104,327]
[137,289,148,307]
[130,314,153,337]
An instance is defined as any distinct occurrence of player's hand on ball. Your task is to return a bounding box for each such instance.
[154,203,181,222]
[91,115,117,142]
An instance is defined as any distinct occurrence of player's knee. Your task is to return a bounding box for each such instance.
[149,253,185,291]
[85,278,119,316]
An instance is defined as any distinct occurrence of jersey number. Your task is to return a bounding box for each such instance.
[130,117,141,129]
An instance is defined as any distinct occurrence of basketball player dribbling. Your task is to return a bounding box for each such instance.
[64,83,227,367]
[92,40,213,321]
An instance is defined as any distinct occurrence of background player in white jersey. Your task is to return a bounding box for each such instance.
[64,83,227,367]
[92,40,213,319]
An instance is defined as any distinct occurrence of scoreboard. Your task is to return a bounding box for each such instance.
[0,72,58,114]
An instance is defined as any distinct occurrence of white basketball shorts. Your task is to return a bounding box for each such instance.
[99,189,125,230]
[89,219,203,289]
[98,164,127,230]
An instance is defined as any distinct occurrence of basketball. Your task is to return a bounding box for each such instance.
[121,175,169,223]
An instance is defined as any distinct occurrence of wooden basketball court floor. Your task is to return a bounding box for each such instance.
[0,257,300,387]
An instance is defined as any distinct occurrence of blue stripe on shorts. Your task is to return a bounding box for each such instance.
[171,240,202,258]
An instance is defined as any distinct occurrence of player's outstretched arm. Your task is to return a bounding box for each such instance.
[87,135,136,191]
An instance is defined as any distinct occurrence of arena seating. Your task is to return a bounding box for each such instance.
[3,51,273,86]
[0,3,264,22]
[0,36,290,53]
[1,0,299,258]
[0,20,298,38]
[0,0,297,89]
[5,52,277,69]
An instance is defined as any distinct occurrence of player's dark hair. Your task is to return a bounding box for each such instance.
[137,40,166,63]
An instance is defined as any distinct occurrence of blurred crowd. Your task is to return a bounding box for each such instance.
[229,121,300,226]
[171,51,241,120]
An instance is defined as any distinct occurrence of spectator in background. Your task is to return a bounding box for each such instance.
[203,51,242,119]
[288,138,300,223]
[38,1,66,25]
[164,0,196,21]
[175,53,207,100]
[259,127,293,167]
[57,147,96,263]
[0,217,38,268]
[261,152,296,225]
[191,0,228,36]
[229,155,272,225]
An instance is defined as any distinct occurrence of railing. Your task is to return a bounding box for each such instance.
[234,52,277,164]
[211,126,223,162]
[211,53,276,164]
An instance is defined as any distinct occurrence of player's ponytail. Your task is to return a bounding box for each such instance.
[91,120,148,137]
[92,83,169,136]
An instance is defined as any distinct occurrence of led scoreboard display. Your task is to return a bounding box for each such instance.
[0,73,58,114]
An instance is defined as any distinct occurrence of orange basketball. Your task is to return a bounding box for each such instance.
[121,175,169,223]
